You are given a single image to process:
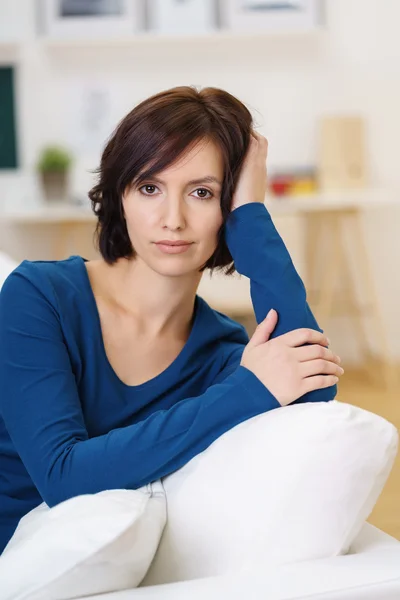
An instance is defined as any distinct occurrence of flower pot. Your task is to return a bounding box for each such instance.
[40,170,69,203]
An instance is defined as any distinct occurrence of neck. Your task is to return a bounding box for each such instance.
[97,257,202,340]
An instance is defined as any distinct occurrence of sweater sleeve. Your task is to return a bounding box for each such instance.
[224,202,337,403]
[0,271,280,505]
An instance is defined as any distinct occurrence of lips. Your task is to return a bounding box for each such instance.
[155,241,193,254]
[155,241,192,246]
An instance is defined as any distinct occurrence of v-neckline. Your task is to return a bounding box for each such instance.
[74,255,202,391]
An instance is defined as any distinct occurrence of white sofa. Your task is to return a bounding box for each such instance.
[86,523,400,600]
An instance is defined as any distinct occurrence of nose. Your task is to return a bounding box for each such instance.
[162,196,186,231]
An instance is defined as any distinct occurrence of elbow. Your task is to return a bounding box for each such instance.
[324,384,337,403]
[42,489,66,509]
[41,444,81,508]
[295,383,337,406]
[41,476,75,508]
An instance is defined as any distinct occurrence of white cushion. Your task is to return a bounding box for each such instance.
[0,482,166,600]
[142,401,398,585]
[0,251,18,290]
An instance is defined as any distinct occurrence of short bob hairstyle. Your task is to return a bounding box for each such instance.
[89,85,254,275]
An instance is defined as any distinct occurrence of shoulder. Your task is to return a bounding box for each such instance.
[0,255,86,312]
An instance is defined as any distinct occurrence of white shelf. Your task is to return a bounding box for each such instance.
[39,27,324,49]
[0,41,21,54]
[0,203,95,224]
[265,188,399,214]
[0,41,20,48]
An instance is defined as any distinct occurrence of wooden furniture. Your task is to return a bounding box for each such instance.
[317,116,366,190]
[0,204,97,261]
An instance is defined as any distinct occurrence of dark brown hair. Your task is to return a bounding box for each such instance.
[88,85,254,275]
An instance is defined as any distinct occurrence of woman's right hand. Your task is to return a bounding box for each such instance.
[240,309,344,406]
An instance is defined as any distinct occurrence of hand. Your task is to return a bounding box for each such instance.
[231,130,268,210]
[240,309,344,406]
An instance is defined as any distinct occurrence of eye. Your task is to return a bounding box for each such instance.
[192,188,213,200]
[138,185,214,199]
[139,184,159,196]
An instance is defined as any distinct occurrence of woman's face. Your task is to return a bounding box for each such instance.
[122,139,224,278]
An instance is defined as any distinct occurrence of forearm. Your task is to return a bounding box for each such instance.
[46,366,278,505]
[225,202,336,403]
[5,366,278,508]
[226,202,317,333]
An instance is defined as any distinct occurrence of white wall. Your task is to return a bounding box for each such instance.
[1,0,399,363]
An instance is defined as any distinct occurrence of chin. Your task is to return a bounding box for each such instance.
[154,264,198,278]
[149,255,208,278]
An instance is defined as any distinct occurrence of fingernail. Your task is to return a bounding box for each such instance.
[326,338,331,345]
[266,309,274,318]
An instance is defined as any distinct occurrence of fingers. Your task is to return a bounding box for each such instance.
[299,359,344,379]
[250,130,268,155]
[300,374,340,395]
[251,130,268,146]
[283,328,330,349]
[248,309,278,347]
[295,345,341,365]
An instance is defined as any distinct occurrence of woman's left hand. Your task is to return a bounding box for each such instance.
[231,130,268,210]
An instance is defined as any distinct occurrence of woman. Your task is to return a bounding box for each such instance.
[0,86,343,554]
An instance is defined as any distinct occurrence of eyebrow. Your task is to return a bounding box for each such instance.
[146,175,222,187]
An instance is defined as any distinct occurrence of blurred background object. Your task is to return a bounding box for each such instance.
[0,66,18,169]
[40,0,143,39]
[220,0,321,33]
[317,115,366,190]
[146,0,217,36]
[59,0,125,17]
[0,0,399,538]
[37,145,73,202]
[269,168,318,196]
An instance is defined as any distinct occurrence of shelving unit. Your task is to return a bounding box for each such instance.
[38,27,324,49]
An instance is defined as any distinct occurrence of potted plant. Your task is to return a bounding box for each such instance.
[37,145,73,203]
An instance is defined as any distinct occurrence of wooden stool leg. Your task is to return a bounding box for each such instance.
[314,213,342,327]
[339,212,375,384]
[304,212,322,305]
[350,210,396,389]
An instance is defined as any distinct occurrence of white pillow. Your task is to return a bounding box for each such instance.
[0,482,166,599]
[0,251,18,290]
[142,401,398,585]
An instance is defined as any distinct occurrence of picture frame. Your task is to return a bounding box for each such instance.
[40,0,143,39]
[220,0,323,33]
[146,0,218,36]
